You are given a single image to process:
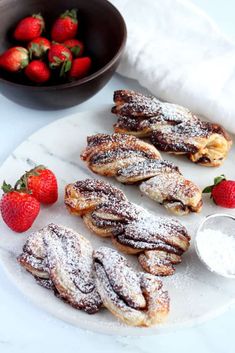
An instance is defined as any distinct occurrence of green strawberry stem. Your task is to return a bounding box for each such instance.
[32,13,45,30]
[61,9,78,22]
[71,46,80,56]
[60,60,72,77]
[1,181,14,193]
[14,165,46,193]
[202,174,226,194]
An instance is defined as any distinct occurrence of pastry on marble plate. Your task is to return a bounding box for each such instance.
[18,223,170,327]
[111,90,232,167]
[81,133,202,215]
[18,223,102,313]
[65,179,190,276]
[93,247,170,326]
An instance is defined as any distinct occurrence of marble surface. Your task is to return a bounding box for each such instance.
[0,108,234,336]
[1,0,235,352]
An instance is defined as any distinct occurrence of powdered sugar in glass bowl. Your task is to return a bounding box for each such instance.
[195,214,235,278]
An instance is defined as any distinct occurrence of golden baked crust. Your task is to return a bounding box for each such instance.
[81,133,202,215]
[94,247,170,326]
[18,224,102,314]
[18,223,170,326]
[65,179,191,276]
[112,90,232,167]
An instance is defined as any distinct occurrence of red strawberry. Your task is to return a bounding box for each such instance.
[69,57,91,79]
[17,165,58,204]
[51,9,78,42]
[14,14,45,42]
[25,60,51,83]
[0,47,29,72]
[28,37,51,59]
[203,174,235,208]
[48,43,72,76]
[64,39,84,57]
[0,181,40,233]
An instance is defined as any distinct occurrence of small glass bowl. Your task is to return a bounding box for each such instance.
[195,213,235,278]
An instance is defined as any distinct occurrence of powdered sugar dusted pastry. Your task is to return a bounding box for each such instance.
[18,226,49,279]
[81,133,202,215]
[65,179,190,276]
[112,90,232,167]
[93,247,169,326]
[65,178,127,217]
[81,133,161,176]
[18,223,102,314]
[44,224,102,313]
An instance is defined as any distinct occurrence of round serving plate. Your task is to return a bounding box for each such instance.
[0,106,234,335]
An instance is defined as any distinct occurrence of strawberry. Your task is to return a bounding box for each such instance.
[48,43,72,76]
[63,39,84,57]
[51,9,78,42]
[16,165,58,204]
[28,37,51,59]
[69,57,91,79]
[0,181,40,233]
[25,60,51,83]
[0,47,29,73]
[13,14,45,42]
[203,175,235,208]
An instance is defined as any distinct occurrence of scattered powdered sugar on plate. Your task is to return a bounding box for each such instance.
[196,228,235,277]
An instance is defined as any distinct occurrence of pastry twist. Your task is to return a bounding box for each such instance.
[94,247,169,326]
[112,90,232,167]
[18,224,170,326]
[18,223,102,313]
[65,179,190,276]
[81,133,202,215]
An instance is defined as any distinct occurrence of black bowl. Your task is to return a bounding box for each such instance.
[0,0,126,109]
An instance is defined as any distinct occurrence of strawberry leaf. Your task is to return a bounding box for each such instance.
[14,175,28,192]
[214,174,226,185]
[53,56,62,64]
[202,185,214,193]
[62,51,70,59]
[64,60,72,72]
[71,46,80,57]
[1,181,13,193]
[60,60,71,76]
[20,59,29,69]
[61,9,78,23]
[29,43,41,59]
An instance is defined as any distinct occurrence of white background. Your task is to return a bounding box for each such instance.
[0,1,234,352]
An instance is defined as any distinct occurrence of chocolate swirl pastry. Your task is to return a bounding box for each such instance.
[18,224,170,326]
[81,133,202,215]
[112,90,232,167]
[18,224,102,314]
[94,247,170,326]
[65,179,191,276]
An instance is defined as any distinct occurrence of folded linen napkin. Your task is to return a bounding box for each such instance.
[111,0,235,134]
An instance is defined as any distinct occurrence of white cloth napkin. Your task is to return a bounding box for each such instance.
[111,0,235,134]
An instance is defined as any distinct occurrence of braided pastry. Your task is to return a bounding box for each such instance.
[94,247,169,326]
[65,179,190,276]
[112,90,232,167]
[18,224,170,326]
[18,223,102,313]
[81,133,202,215]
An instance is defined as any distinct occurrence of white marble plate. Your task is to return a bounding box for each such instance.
[0,106,235,336]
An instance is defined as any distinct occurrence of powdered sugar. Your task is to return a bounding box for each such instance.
[18,224,103,313]
[69,178,190,275]
[112,90,231,166]
[117,159,179,179]
[94,247,146,309]
[81,133,202,215]
[93,246,170,325]
[196,228,235,277]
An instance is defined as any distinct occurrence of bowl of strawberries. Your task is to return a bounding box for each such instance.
[0,0,126,109]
